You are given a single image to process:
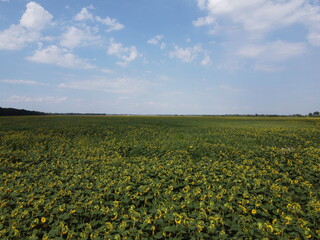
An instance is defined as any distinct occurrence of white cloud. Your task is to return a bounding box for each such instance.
[96,16,124,32]
[107,38,139,66]
[0,25,40,50]
[237,0,308,32]
[237,45,265,58]
[196,0,320,43]
[74,7,124,33]
[308,31,320,46]
[197,0,207,10]
[27,45,95,69]
[0,79,48,86]
[60,26,100,48]
[169,45,203,63]
[201,52,212,66]
[58,77,147,94]
[193,16,215,27]
[7,95,67,103]
[159,43,166,50]
[147,35,163,45]
[0,2,52,50]
[20,2,52,31]
[206,0,265,15]
[147,35,166,49]
[74,7,94,21]
[195,0,320,70]
[237,41,306,61]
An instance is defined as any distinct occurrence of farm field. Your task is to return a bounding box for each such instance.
[0,116,319,239]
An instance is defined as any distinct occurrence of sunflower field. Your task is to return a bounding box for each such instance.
[0,116,319,239]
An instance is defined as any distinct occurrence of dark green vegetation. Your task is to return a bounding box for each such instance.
[308,111,320,117]
[0,116,319,239]
[0,107,46,116]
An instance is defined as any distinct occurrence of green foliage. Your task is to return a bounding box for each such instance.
[0,116,319,239]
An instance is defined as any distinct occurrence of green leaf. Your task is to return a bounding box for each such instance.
[154,232,163,239]
[163,226,176,233]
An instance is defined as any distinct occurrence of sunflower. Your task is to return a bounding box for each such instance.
[105,222,114,234]
[265,224,274,232]
[174,215,182,224]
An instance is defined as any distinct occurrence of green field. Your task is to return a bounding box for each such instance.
[0,116,319,239]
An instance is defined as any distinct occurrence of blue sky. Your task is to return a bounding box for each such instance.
[0,0,319,114]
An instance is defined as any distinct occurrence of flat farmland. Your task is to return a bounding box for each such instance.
[0,116,319,239]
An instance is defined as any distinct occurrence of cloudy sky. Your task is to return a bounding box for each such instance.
[0,0,319,114]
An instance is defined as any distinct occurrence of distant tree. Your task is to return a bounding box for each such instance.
[313,111,320,117]
[0,107,46,116]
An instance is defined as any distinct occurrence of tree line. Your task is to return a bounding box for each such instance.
[0,107,46,116]
[308,111,320,117]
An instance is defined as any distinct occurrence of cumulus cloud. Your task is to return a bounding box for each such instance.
[107,38,139,66]
[194,1,320,69]
[74,7,124,33]
[197,0,207,10]
[74,7,94,21]
[193,16,215,27]
[20,2,52,31]
[0,25,40,50]
[0,2,52,50]
[237,41,306,61]
[96,16,124,32]
[201,52,212,66]
[169,45,203,63]
[60,26,100,48]
[27,45,95,69]
[196,0,320,45]
[147,35,166,49]
[308,31,320,46]
[147,35,163,45]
